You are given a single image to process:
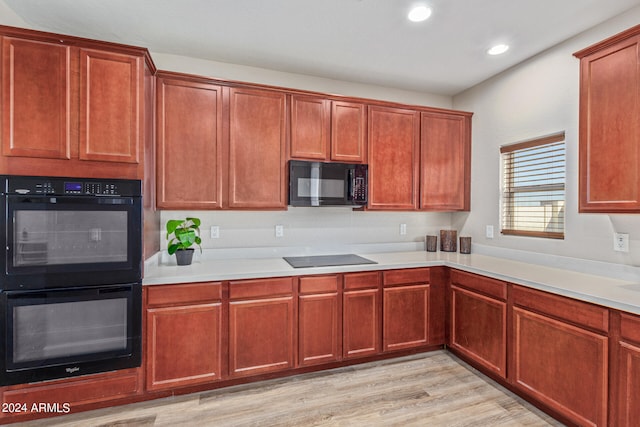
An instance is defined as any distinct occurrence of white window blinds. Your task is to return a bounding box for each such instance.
[501,132,565,239]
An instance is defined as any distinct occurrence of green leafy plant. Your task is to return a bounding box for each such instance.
[166,217,202,255]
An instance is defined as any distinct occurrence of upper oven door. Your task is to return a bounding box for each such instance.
[2,195,142,290]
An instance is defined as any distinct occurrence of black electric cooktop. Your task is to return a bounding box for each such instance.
[283,254,377,268]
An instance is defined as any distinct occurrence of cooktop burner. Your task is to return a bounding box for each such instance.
[283,254,377,268]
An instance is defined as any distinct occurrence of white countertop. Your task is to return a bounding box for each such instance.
[143,250,640,315]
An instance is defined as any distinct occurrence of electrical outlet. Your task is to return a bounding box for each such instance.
[486,225,494,239]
[210,226,219,239]
[400,223,407,235]
[614,232,629,252]
[275,225,284,238]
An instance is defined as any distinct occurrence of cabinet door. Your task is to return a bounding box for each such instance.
[343,289,380,358]
[227,87,287,209]
[450,285,506,378]
[1,37,72,160]
[156,75,223,209]
[420,111,471,211]
[512,307,608,427]
[618,340,640,427]
[331,101,366,163]
[383,284,429,351]
[299,292,340,366]
[290,95,330,160]
[229,296,294,377]
[79,48,142,164]
[576,35,640,212]
[367,105,420,210]
[146,302,222,391]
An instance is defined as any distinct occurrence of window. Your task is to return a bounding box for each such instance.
[501,132,565,239]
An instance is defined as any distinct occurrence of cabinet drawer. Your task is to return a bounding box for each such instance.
[451,270,507,301]
[383,268,430,286]
[299,275,339,294]
[343,272,379,290]
[2,371,139,408]
[147,282,222,307]
[512,286,609,333]
[229,277,293,300]
[621,312,640,344]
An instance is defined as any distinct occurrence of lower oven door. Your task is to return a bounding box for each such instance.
[0,284,141,386]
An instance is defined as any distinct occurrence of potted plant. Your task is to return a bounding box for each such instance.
[166,217,202,265]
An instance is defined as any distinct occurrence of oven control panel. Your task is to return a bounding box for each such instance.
[2,176,141,197]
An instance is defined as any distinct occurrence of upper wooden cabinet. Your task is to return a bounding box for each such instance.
[290,95,366,163]
[0,26,152,179]
[155,75,287,210]
[156,72,223,209]
[574,25,640,212]
[368,105,471,211]
[227,86,287,209]
[420,111,471,211]
[367,105,420,210]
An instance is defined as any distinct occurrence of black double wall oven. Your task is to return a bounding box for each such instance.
[0,175,142,386]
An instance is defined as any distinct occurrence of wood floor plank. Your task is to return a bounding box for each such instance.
[17,351,564,426]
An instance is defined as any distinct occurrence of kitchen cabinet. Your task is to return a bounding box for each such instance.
[227,86,287,209]
[382,268,430,352]
[367,105,420,210]
[290,95,366,163]
[511,286,608,427]
[0,26,151,179]
[145,282,223,391]
[343,271,381,358]
[574,25,640,212]
[615,312,640,426]
[420,111,471,211]
[0,369,141,424]
[298,275,341,366]
[449,270,507,379]
[156,72,223,209]
[229,277,295,377]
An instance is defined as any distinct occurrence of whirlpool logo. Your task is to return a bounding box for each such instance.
[65,366,80,374]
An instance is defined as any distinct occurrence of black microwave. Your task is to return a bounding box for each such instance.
[289,160,368,207]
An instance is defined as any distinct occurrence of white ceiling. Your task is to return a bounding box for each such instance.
[4,0,640,96]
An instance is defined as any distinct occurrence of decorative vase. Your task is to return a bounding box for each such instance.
[175,248,195,266]
[440,230,457,252]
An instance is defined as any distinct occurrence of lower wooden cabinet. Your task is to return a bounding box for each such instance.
[512,287,608,427]
[145,283,222,391]
[449,270,507,378]
[0,369,140,423]
[298,275,341,366]
[382,268,430,352]
[229,277,295,377]
[615,313,640,426]
[343,272,381,359]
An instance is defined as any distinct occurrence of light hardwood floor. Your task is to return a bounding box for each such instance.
[19,351,564,426]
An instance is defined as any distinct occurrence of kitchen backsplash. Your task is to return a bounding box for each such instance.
[160,208,452,252]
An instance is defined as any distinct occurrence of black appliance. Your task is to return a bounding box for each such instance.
[283,254,377,268]
[289,160,368,207]
[0,175,142,386]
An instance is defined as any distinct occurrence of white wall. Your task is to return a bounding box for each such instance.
[453,6,640,267]
[161,209,452,253]
[151,52,452,109]
[0,1,28,27]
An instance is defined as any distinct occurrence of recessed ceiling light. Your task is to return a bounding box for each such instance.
[487,44,510,56]
[408,5,432,22]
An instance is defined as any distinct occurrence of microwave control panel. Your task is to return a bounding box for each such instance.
[350,165,368,204]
